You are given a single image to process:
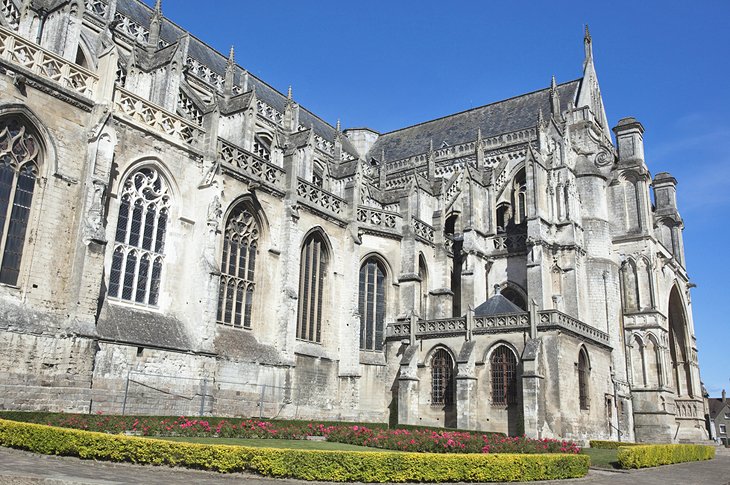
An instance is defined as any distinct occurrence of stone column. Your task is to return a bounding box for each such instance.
[521,338,544,439]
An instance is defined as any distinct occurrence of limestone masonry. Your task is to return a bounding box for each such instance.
[0,0,708,443]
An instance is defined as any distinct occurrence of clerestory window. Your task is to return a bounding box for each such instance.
[108,167,170,306]
[217,204,259,329]
[0,118,40,286]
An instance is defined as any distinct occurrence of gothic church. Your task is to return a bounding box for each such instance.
[0,0,708,443]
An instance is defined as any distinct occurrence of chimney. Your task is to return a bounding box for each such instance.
[723,389,727,403]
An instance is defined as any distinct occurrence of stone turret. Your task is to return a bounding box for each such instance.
[653,172,678,215]
[613,117,645,166]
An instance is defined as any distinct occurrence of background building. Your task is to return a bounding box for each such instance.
[0,0,708,443]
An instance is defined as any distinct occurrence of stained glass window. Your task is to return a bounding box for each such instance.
[359,257,386,351]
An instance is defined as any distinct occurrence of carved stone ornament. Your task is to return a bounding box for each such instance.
[207,194,223,228]
[594,150,612,167]
[84,181,107,244]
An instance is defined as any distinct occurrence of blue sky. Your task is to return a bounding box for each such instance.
[147,1,729,396]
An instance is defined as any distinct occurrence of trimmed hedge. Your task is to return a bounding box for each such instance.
[616,444,715,469]
[0,419,589,482]
[589,440,643,449]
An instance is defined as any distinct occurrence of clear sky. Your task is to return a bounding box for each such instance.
[145,0,730,396]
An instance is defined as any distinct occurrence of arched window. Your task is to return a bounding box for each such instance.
[491,345,518,405]
[501,285,527,311]
[418,255,428,318]
[108,167,170,306]
[512,168,527,225]
[578,347,590,410]
[0,118,40,286]
[431,348,454,406]
[297,231,328,342]
[313,160,325,188]
[359,257,386,351]
[217,204,259,329]
[253,133,271,161]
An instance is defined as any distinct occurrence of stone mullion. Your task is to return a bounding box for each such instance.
[0,170,19,266]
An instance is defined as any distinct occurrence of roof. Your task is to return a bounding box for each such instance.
[474,294,525,316]
[116,0,346,148]
[368,80,581,164]
[709,398,729,419]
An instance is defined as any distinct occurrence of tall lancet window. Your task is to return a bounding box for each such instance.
[0,118,40,286]
[359,257,386,351]
[297,232,328,342]
[108,167,170,306]
[217,204,259,329]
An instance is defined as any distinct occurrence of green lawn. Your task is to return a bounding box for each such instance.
[581,448,620,469]
[147,436,394,452]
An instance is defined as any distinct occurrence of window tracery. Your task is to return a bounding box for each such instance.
[216,204,259,329]
[491,345,518,405]
[0,118,40,286]
[253,133,271,161]
[578,347,590,410]
[297,232,328,342]
[431,349,454,406]
[359,257,385,351]
[108,167,170,306]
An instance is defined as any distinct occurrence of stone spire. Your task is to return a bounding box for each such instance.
[147,0,163,53]
[584,24,593,64]
[224,45,235,95]
[550,75,561,118]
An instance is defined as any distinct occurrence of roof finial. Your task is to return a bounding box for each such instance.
[336,118,341,132]
[287,85,292,100]
[551,75,557,91]
[538,108,544,124]
[583,24,593,63]
[227,45,235,66]
[154,0,162,14]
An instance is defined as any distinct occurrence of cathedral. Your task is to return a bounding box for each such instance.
[0,0,708,443]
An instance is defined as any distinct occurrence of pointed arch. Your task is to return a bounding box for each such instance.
[216,197,263,329]
[253,131,272,161]
[578,346,591,410]
[488,343,519,406]
[428,345,455,406]
[620,259,639,311]
[0,114,43,286]
[668,284,692,397]
[499,282,527,311]
[296,227,331,343]
[358,253,390,351]
[108,165,172,306]
[645,332,663,388]
[418,253,429,318]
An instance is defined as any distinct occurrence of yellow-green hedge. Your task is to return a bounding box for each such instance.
[589,440,643,449]
[617,444,715,469]
[0,419,589,482]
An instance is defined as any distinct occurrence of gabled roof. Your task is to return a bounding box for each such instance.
[709,398,729,419]
[368,80,581,164]
[474,294,525,316]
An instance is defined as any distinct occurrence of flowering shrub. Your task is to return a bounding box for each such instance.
[0,412,579,454]
[327,426,580,454]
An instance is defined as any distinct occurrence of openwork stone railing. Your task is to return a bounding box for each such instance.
[357,206,399,230]
[474,312,530,333]
[84,0,107,17]
[413,217,434,243]
[387,310,609,346]
[417,317,466,336]
[490,232,527,252]
[114,88,202,147]
[0,26,99,98]
[537,310,610,346]
[297,178,345,216]
[218,139,285,188]
[256,99,284,126]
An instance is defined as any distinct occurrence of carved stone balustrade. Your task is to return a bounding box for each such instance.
[84,0,107,17]
[218,139,285,191]
[473,312,530,334]
[0,26,99,98]
[417,317,467,337]
[297,178,345,216]
[388,320,411,339]
[413,217,434,244]
[537,310,611,347]
[674,398,702,419]
[357,206,400,234]
[490,232,527,253]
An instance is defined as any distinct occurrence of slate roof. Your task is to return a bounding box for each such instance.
[116,0,349,151]
[474,294,525,316]
[709,398,729,419]
[368,80,581,164]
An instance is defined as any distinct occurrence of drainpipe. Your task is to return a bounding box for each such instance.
[611,371,622,442]
[35,8,48,44]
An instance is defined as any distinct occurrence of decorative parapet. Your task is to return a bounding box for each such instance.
[490,233,527,253]
[113,87,203,148]
[416,317,466,337]
[357,206,399,231]
[474,312,530,333]
[218,138,285,190]
[537,310,610,347]
[413,217,434,244]
[297,178,345,216]
[256,99,284,126]
[84,0,107,18]
[0,25,99,98]
[388,320,411,339]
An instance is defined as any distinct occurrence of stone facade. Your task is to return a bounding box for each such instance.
[0,0,708,443]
